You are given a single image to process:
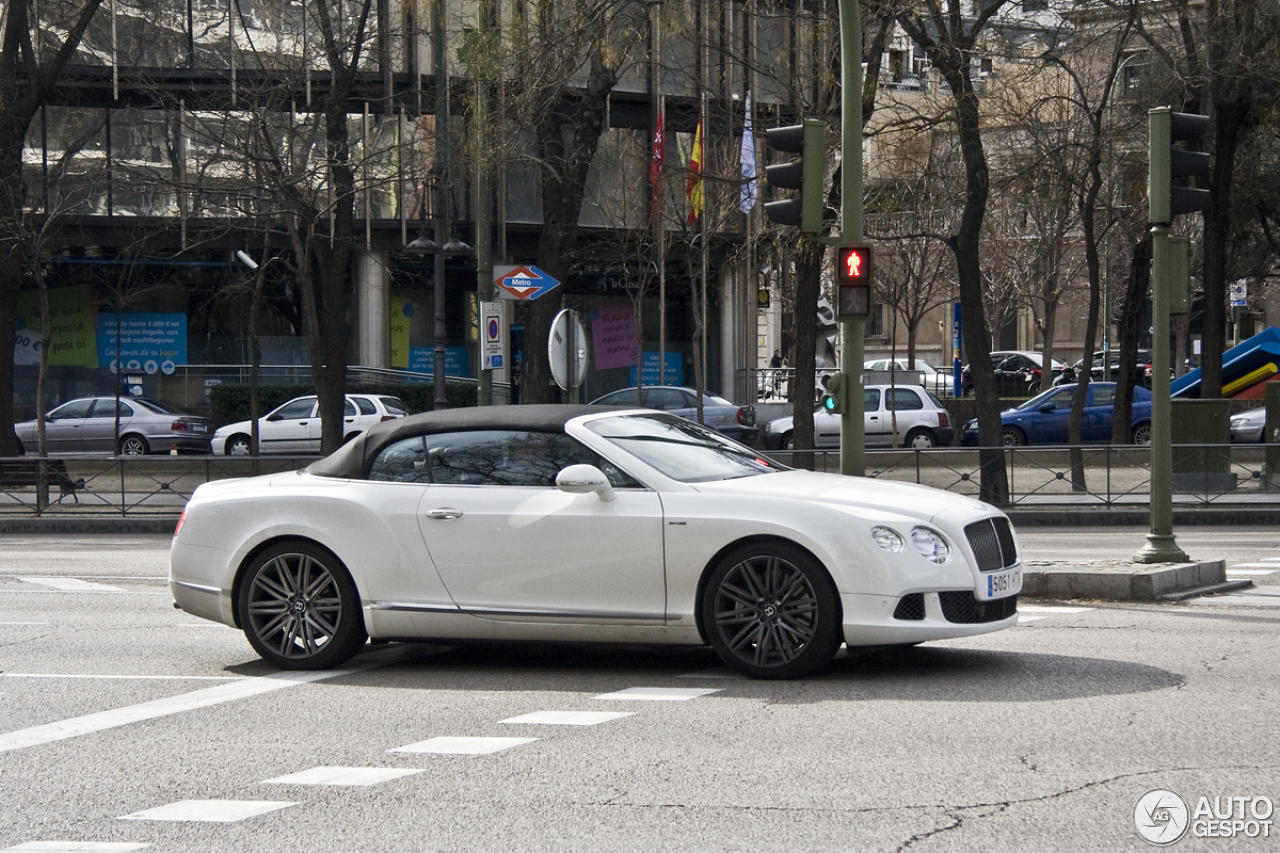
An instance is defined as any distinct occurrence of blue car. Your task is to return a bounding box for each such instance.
[962,383,1152,446]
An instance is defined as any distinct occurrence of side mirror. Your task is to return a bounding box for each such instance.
[1039,404,1057,413]
[556,464,616,502]
[266,414,282,422]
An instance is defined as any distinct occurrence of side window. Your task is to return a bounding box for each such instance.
[863,389,882,411]
[888,389,924,411]
[602,389,638,406]
[49,400,95,420]
[344,399,359,417]
[1045,388,1074,407]
[647,389,686,411]
[368,436,432,483]
[352,397,375,415]
[1091,386,1116,406]
[381,430,640,488]
[275,398,317,419]
[90,399,131,418]
[381,397,410,416]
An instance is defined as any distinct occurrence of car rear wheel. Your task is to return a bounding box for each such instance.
[225,435,252,456]
[118,435,149,455]
[1001,426,1026,447]
[236,541,367,670]
[903,428,937,449]
[782,432,795,451]
[701,542,842,679]
[1132,422,1152,445]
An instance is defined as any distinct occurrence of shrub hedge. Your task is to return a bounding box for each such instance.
[208,380,477,427]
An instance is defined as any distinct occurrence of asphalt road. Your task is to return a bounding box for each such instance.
[1,532,1277,852]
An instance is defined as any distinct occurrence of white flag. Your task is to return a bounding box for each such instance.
[739,93,757,213]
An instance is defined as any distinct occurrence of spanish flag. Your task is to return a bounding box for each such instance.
[685,116,704,226]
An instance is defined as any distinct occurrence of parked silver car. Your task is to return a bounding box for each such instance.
[14,396,213,455]
[1229,407,1269,443]
[588,385,758,442]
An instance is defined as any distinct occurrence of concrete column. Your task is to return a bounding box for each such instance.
[355,250,390,368]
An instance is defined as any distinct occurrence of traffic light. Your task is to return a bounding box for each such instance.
[1149,107,1210,225]
[819,371,845,414]
[835,245,873,320]
[763,119,826,235]
[1165,235,1194,315]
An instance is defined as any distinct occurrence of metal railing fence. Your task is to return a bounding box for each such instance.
[1,443,1276,517]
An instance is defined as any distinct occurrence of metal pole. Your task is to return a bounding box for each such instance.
[837,0,864,477]
[1134,226,1187,562]
[432,0,448,410]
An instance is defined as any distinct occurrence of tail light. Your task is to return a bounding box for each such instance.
[174,507,188,536]
[170,420,191,431]
[737,407,755,426]
[938,412,950,428]
[380,415,396,421]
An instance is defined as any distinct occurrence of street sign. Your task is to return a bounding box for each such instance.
[480,301,506,370]
[494,264,562,300]
[1231,280,1248,307]
[549,309,588,391]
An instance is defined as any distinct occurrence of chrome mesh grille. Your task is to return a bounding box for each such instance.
[965,518,1018,573]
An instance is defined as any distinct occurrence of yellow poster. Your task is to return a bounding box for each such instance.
[15,286,99,368]
[390,297,412,369]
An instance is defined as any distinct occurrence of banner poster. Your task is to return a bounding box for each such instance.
[589,302,638,370]
[390,298,413,369]
[15,286,99,368]
[95,313,187,375]
[630,351,683,386]
[409,346,469,378]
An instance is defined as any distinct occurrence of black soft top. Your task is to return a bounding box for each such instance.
[304,404,618,479]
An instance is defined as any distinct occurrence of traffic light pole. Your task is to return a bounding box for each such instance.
[837,0,864,477]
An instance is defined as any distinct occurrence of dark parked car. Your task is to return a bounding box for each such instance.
[589,386,758,442]
[14,396,213,455]
[961,351,1068,396]
[961,382,1152,446]
[1054,350,1155,386]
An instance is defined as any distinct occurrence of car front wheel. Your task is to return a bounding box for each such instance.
[236,541,367,670]
[1001,426,1026,447]
[1132,422,1152,445]
[701,542,842,679]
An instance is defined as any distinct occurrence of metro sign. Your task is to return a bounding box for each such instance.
[494,264,562,301]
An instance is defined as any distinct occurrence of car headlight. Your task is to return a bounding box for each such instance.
[910,527,950,564]
[871,526,904,553]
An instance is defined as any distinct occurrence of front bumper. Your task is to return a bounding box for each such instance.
[841,591,1019,646]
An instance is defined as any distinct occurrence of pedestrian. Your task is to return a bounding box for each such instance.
[769,349,786,369]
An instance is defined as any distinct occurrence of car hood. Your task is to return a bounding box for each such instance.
[691,469,993,524]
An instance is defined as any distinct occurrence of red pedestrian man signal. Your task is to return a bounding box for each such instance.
[835,245,873,319]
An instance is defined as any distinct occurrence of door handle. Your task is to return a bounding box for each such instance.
[426,508,463,520]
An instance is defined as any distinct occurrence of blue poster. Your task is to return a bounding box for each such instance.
[96,313,187,375]
[630,351,683,386]
[409,346,470,378]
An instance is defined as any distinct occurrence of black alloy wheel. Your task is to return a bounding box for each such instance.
[701,542,841,679]
[236,541,367,669]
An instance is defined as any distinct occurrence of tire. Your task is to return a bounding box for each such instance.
[1001,426,1026,447]
[236,541,367,670]
[225,435,252,456]
[700,541,842,680]
[903,428,937,449]
[782,432,795,451]
[1132,422,1152,445]
[118,435,149,455]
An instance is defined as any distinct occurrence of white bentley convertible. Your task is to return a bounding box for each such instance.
[170,405,1022,679]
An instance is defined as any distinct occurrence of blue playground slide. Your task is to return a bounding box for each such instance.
[1171,326,1280,398]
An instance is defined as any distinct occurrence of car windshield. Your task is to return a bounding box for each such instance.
[587,414,784,483]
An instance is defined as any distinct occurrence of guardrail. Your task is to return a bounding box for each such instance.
[1,443,1276,517]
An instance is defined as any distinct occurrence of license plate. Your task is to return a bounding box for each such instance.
[981,567,1022,600]
[191,425,209,434]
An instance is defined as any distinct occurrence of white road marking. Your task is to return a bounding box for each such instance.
[0,622,48,626]
[1018,605,1097,613]
[1,843,152,852]
[389,737,537,755]
[119,800,294,823]
[261,766,424,787]
[593,687,722,701]
[2,673,239,681]
[1225,568,1278,576]
[0,669,355,754]
[499,711,634,726]
[16,578,124,593]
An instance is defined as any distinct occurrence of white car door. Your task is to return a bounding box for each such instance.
[260,397,319,453]
[864,388,890,446]
[410,429,666,622]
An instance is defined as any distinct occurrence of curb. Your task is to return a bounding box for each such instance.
[1006,508,1280,526]
[0,517,179,535]
[1021,558,1247,601]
